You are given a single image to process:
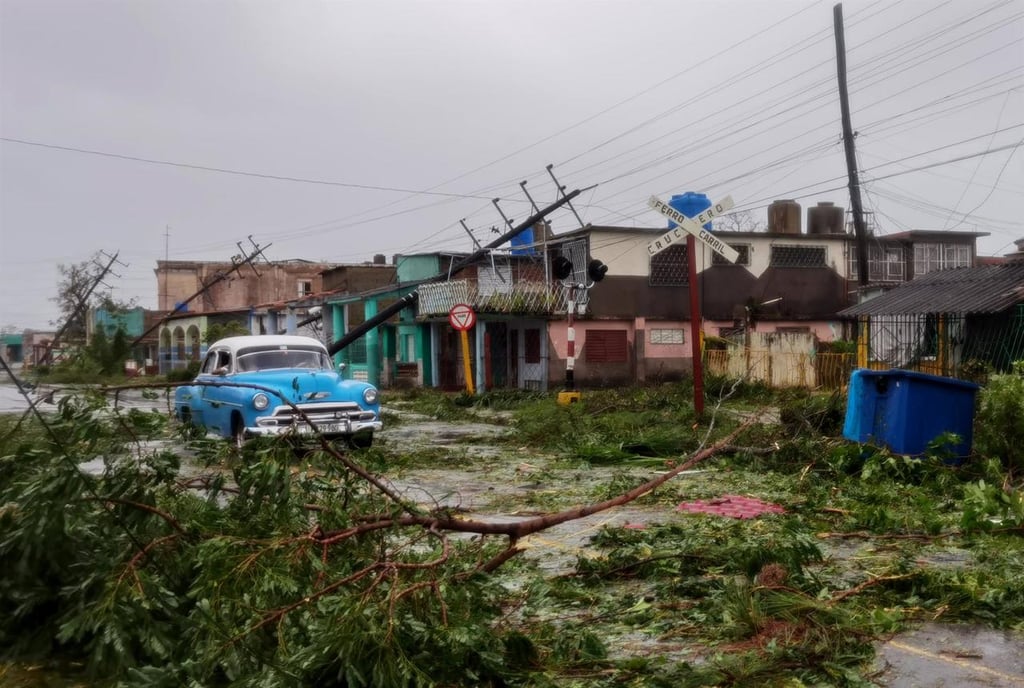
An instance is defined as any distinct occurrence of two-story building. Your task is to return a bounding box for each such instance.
[167,197,989,390]
[360,197,986,390]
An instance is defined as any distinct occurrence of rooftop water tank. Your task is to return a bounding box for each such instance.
[509,226,535,255]
[768,199,801,234]
[808,202,845,235]
[668,192,712,230]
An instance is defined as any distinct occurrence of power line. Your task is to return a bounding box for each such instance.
[0,136,495,200]
[943,139,1023,230]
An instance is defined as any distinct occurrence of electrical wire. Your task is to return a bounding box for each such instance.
[0,137,496,200]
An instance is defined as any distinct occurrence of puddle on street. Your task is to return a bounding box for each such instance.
[874,622,1024,687]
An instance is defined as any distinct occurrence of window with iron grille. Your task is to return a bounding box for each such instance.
[914,242,971,276]
[348,337,367,364]
[885,248,904,279]
[848,244,905,281]
[770,244,826,268]
[712,244,751,266]
[650,328,684,345]
[585,330,628,363]
[650,244,688,286]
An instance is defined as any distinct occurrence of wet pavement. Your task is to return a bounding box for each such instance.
[0,381,176,414]
[4,385,1024,684]
[875,623,1024,687]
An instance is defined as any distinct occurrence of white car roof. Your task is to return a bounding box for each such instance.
[210,335,329,353]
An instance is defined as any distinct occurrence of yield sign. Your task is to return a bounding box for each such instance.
[448,303,476,331]
[647,195,739,263]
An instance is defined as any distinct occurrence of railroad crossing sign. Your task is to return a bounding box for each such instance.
[647,195,739,263]
[448,303,476,331]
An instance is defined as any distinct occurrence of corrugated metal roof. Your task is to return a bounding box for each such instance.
[840,263,1024,316]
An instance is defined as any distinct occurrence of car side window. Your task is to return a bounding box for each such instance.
[201,351,220,374]
[217,350,231,372]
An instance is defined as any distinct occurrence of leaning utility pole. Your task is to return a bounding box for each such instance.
[834,2,869,286]
[39,251,123,365]
[129,240,271,349]
[328,187,587,356]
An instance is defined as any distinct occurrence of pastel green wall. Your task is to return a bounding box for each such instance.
[95,307,145,337]
[395,255,442,282]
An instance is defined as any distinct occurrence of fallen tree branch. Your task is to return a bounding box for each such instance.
[314,415,759,570]
[91,497,188,535]
[830,573,919,603]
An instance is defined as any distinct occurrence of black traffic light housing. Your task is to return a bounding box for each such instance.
[552,255,574,280]
[587,259,608,283]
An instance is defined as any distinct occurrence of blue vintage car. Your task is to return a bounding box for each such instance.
[174,335,382,447]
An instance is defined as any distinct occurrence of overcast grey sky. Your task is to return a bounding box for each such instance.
[1,0,1022,330]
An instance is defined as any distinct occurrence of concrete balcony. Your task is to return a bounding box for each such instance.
[417,279,569,318]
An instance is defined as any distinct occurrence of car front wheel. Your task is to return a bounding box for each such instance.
[347,432,373,449]
[179,407,201,439]
[231,413,247,449]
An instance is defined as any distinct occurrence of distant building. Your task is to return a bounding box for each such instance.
[21,330,59,369]
[87,307,163,374]
[152,258,397,374]
[1,333,23,364]
[154,259,339,313]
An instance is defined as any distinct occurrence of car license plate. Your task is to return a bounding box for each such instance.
[301,422,347,434]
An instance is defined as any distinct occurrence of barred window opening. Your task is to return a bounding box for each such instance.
[770,245,826,268]
[712,244,751,266]
[650,244,689,286]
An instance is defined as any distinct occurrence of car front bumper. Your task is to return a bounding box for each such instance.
[248,417,382,438]
[249,402,382,438]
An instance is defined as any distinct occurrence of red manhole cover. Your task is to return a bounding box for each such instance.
[675,494,785,519]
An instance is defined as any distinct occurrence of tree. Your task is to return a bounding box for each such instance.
[52,255,138,338]
[51,258,101,343]
[109,327,131,370]
[715,210,765,232]
[204,321,250,344]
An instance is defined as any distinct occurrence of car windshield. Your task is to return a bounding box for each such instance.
[235,347,333,372]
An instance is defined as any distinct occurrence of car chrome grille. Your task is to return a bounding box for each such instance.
[256,402,376,427]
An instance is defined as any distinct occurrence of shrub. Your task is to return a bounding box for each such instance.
[165,361,200,383]
[974,361,1024,476]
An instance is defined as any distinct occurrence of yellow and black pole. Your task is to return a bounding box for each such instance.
[448,303,477,395]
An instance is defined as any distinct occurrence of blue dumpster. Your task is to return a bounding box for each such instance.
[843,369,980,460]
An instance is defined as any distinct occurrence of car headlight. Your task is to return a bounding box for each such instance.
[362,387,378,405]
[252,393,270,410]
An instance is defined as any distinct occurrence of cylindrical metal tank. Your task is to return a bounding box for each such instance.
[668,192,712,230]
[510,226,535,255]
[768,199,801,234]
[807,201,845,234]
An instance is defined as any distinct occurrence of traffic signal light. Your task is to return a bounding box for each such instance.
[587,259,608,283]
[552,255,574,280]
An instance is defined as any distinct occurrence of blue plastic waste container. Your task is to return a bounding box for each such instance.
[843,369,980,460]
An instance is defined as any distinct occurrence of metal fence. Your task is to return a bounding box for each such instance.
[703,307,1024,390]
[861,308,1024,378]
[704,348,855,391]
[417,279,566,317]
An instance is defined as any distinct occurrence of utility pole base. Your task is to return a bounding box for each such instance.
[557,391,582,405]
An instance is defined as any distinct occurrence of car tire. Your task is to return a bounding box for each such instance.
[231,413,247,449]
[179,408,201,439]
[347,432,373,449]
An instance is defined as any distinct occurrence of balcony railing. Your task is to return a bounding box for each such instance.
[417,279,568,318]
